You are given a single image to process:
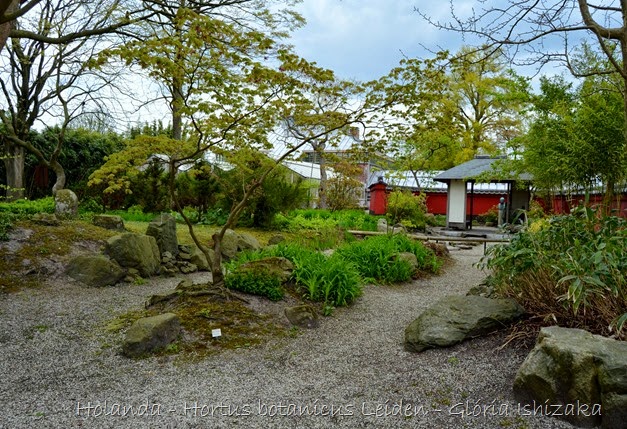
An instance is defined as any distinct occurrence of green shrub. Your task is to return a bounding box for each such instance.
[79,197,104,214]
[105,208,159,222]
[219,161,308,229]
[199,208,228,226]
[227,235,441,310]
[0,212,16,241]
[225,268,284,301]
[0,197,55,216]
[325,161,363,211]
[276,209,382,232]
[481,205,626,338]
[476,205,498,224]
[174,160,221,218]
[0,197,55,240]
[386,190,427,230]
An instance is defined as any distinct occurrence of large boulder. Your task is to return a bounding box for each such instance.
[404,295,524,352]
[237,232,261,251]
[54,189,79,218]
[221,229,240,260]
[146,213,178,256]
[121,313,181,358]
[189,246,214,272]
[92,214,125,231]
[514,326,627,428]
[66,255,125,287]
[105,233,161,277]
[219,229,262,260]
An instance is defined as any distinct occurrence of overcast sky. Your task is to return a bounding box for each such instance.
[288,0,581,85]
[289,1,481,82]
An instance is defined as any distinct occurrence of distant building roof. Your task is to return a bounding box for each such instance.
[282,161,335,181]
[366,169,510,194]
[367,170,445,191]
[434,156,532,182]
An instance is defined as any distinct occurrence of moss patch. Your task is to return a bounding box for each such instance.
[107,288,289,360]
[0,219,118,293]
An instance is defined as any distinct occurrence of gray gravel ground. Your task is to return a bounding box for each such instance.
[0,245,578,429]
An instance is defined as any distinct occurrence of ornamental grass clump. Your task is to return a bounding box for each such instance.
[226,244,363,310]
[270,244,362,308]
[335,234,440,283]
[226,235,441,311]
[480,205,626,338]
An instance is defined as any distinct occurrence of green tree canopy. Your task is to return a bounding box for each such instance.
[368,46,529,180]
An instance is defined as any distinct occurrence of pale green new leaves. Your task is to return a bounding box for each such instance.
[367,47,529,172]
[89,2,362,195]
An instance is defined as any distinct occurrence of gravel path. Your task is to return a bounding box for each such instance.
[0,245,577,429]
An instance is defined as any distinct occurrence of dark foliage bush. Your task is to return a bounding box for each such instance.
[480,206,626,338]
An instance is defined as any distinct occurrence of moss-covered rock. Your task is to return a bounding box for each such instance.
[394,252,418,273]
[66,254,125,287]
[54,189,78,218]
[237,232,261,251]
[238,257,294,282]
[189,246,214,271]
[31,212,60,226]
[220,229,261,261]
[404,295,524,353]
[146,213,178,256]
[267,234,285,245]
[284,305,318,329]
[93,214,125,231]
[514,326,627,428]
[105,233,161,277]
[221,229,239,260]
[121,313,181,358]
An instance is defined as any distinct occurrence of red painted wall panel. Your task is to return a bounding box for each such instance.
[372,186,627,218]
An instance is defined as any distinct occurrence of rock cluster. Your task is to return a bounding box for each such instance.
[160,245,211,276]
[31,213,60,226]
[65,215,258,288]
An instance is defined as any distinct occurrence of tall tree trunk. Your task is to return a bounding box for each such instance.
[0,0,19,52]
[315,142,327,209]
[171,81,183,141]
[3,141,25,200]
[211,233,224,286]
